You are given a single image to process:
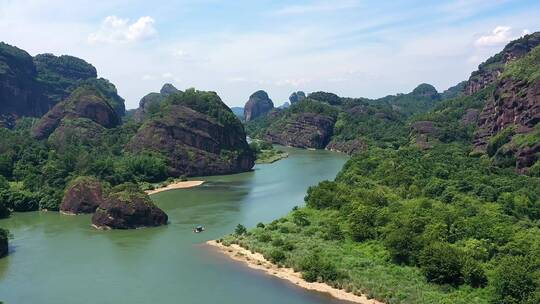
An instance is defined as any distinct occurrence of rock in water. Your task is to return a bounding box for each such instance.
[243,90,274,121]
[92,184,168,229]
[127,89,254,177]
[0,228,7,258]
[60,177,105,214]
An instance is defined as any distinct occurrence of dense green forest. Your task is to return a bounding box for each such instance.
[222,42,540,303]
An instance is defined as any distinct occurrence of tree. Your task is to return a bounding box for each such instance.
[492,256,538,304]
[419,242,464,285]
[235,224,247,236]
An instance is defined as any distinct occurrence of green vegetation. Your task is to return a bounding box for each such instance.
[225,144,540,303]
[502,46,540,83]
[250,140,288,164]
[246,84,443,150]
[233,45,540,303]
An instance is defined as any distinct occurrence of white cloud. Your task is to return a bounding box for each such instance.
[162,72,174,79]
[88,16,157,44]
[474,26,514,47]
[273,0,360,15]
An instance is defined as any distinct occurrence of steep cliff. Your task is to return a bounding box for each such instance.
[243,90,274,121]
[127,89,254,177]
[464,32,540,95]
[32,85,121,140]
[473,45,540,173]
[0,42,125,126]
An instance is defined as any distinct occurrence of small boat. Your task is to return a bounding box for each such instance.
[193,225,205,233]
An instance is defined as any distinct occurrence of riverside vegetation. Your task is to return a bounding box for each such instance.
[1,30,540,303]
[222,32,540,304]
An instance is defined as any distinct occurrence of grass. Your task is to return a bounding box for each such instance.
[223,207,492,304]
[255,149,289,164]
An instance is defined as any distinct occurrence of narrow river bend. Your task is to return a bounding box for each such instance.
[0,147,348,304]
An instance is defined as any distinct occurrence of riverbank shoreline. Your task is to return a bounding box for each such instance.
[146,180,204,195]
[206,240,383,304]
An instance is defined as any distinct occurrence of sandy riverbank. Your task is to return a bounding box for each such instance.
[145,180,204,195]
[206,240,384,304]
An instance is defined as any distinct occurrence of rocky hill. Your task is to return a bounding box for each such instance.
[127,88,255,177]
[243,90,274,121]
[245,84,436,152]
[0,42,125,127]
[411,32,540,174]
[31,85,121,142]
[464,32,540,95]
[133,83,180,122]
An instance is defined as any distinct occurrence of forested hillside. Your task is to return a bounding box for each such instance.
[223,33,540,304]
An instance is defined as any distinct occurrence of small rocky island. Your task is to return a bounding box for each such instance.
[92,183,168,230]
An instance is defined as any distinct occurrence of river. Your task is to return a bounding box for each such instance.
[0,147,348,304]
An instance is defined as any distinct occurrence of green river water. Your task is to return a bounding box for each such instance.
[0,147,348,304]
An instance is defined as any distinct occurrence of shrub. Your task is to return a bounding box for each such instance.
[492,256,538,304]
[292,210,310,227]
[419,242,464,286]
[271,238,284,247]
[256,222,265,228]
[462,258,487,288]
[257,233,272,243]
[305,181,342,209]
[269,249,286,263]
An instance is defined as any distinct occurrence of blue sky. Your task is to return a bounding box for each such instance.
[1,0,540,108]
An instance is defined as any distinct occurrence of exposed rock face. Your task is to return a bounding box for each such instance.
[289,91,306,104]
[464,32,540,95]
[461,109,480,125]
[326,139,366,155]
[32,86,120,139]
[474,78,540,151]
[244,90,274,121]
[411,121,438,149]
[92,189,168,229]
[516,143,540,172]
[0,42,124,126]
[265,113,335,149]
[133,83,180,122]
[0,42,42,126]
[127,90,254,177]
[60,177,105,214]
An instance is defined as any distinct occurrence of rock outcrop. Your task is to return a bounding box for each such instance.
[244,90,274,121]
[91,184,168,229]
[32,86,120,139]
[133,83,180,122]
[0,229,7,258]
[461,109,480,125]
[127,89,255,177]
[411,121,439,149]
[60,177,105,214]
[473,78,540,152]
[289,91,306,104]
[0,42,125,127]
[265,113,335,149]
[464,32,540,95]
